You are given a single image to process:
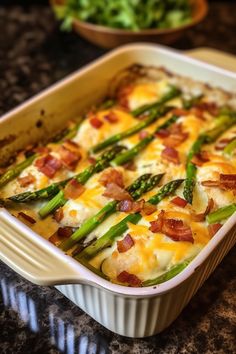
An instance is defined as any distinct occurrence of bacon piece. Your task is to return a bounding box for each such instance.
[190,107,205,120]
[90,117,103,129]
[162,219,194,243]
[123,161,136,171]
[117,234,134,253]
[117,271,142,287]
[35,154,62,178]
[149,210,194,243]
[208,223,222,237]
[192,198,214,222]
[161,147,180,164]
[139,130,149,139]
[171,108,189,117]
[57,227,73,238]
[215,138,235,151]
[201,180,220,187]
[155,129,170,138]
[194,102,219,117]
[220,174,236,190]
[99,168,124,188]
[163,123,189,148]
[64,179,85,199]
[18,212,36,224]
[49,227,73,245]
[103,111,118,124]
[118,199,145,213]
[53,207,64,222]
[191,151,210,166]
[58,142,81,170]
[149,210,165,233]
[171,196,188,208]
[18,173,36,187]
[202,174,236,191]
[103,182,132,201]
[117,199,133,212]
[142,202,157,215]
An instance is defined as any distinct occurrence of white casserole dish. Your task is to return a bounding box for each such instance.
[0,44,236,338]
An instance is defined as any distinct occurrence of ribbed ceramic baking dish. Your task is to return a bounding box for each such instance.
[0,44,236,338]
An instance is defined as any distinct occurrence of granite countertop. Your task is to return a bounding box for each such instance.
[0,2,236,353]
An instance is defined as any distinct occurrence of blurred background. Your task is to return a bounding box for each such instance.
[1,0,235,115]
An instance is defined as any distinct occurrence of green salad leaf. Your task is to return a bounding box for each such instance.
[53,0,192,31]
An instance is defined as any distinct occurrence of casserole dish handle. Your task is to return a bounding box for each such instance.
[0,209,87,286]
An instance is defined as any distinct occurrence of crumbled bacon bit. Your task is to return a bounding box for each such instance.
[142,202,157,215]
[190,107,205,120]
[194,102,219,117]
[35,154,62,178]
[171,108,189,116]
[201,180,220,187]
[191,151,210,166]
[202,174,236,191]
[139,130,149,139]
[58,143,81,170]
[162,123,189,148]
[18,212,36,224]
[208,223,222,237]
[64,179,85,199]
[117,271,141,287]
[18,173,36,187]
[171,196,188,208]
[220,174,236,190]
[118,199,145,213]
[191,198,215,222]
[57,227,73,238]
[215,138,235,151]
[103,182,132,201]
[104,111,119,123]
[53,207,64,222]
[49,227,73,245]
[90,117,103,129]
[99,168,124,188]
[117,199,133,212]
[123,161,136,171]
[149,210,194,243]
[161,147,180,164]
[117,234,134,253]
[155,129,170,138]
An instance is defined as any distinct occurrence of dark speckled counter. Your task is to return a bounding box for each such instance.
[0,2,236,353]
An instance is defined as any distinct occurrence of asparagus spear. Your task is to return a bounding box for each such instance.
[9,145,126,203]
[0,154,37,188]
[78,179,184,261]
[91,105,172,153]
[60,173,164,252]
[38,110,175,216]
[183,113,236,204]
[142,258,193,287]
[224,137,236,156]
[111,114,179,167]
[131,86,181,117]
[207,203,236,224]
